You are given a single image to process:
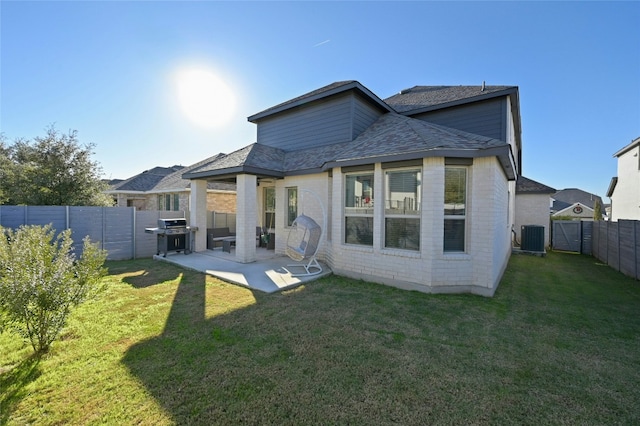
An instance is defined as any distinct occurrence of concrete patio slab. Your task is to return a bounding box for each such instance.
[151,249,331,293]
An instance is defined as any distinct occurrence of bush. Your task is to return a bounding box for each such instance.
[0,224,107,353]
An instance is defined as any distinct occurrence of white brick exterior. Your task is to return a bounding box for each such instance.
[265,156,511,296]
[611,143,640,220]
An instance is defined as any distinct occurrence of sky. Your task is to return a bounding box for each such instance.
[1,1,639,200]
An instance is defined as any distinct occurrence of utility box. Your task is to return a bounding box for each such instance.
[521,225,545,252]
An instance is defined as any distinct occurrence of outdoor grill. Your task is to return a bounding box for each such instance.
[145,218,197,257]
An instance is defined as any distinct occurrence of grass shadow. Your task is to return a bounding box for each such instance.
[0,354,42,424]
[120,253,640,424]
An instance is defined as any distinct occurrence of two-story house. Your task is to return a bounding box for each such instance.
[608,136,640,220]
[184,81,521,296]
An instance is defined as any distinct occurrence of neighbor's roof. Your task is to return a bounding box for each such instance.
[110,166,184,192]
[384,85,518,114]
[516,176,556,194]
[613,136,640,157]
[552,188,603,209]
[156,153,235,192]
[185,113,516,180]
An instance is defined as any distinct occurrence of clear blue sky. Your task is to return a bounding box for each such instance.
[2,1,639,200]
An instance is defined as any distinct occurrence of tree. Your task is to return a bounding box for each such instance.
[0,224,107,353]
[593,199,603,221]
[0,126,113,206]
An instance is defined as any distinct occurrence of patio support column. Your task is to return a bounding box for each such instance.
[236,174,257,263]
[190,179,208,252]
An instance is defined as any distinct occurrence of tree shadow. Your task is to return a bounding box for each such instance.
[0,354,42,424]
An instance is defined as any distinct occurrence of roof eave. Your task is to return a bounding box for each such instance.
[613,137,640,157]
[324,145,516,180]
[183,166,285,180]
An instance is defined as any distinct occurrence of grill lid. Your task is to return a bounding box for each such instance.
[158,218,187,229]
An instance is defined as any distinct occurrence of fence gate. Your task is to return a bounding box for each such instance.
[552,220,582,252]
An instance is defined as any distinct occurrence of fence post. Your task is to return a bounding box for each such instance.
[132,207,136,260]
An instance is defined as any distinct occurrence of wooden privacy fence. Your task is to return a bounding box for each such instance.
[0,206,187,260]
[592,220,640,280]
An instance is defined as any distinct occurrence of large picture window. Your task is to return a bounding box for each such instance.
[444,167,467,252]
[344,173,374,245]
[384,169,421,250]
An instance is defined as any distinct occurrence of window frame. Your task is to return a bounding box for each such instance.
[383,167,422,251]
[443,165,468,253]
[286,187,298,227]
[344,171,375,246]
[264,186,276,230]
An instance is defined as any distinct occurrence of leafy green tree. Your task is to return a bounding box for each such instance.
[0,126,113,206]
[0,224,107,353]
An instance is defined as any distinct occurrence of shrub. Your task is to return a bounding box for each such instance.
[0,224,107,353]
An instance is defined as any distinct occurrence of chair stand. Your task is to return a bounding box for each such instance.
[284,256,322,277]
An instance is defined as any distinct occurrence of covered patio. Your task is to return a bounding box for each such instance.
[152,247,331,293]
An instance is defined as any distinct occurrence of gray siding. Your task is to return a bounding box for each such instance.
[257,92,384,151]
[410,98,506,142]
[352,93,385,139]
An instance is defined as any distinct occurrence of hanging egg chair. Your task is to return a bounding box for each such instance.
[284,191,325,277]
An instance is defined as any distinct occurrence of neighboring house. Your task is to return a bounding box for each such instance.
[184,80,521,296]
[552,202,594,219]
[608,136,640,220]
[106,154,236,212]
[514,176,555,248]
[551,188,604,219]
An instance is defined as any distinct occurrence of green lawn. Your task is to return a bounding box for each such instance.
[1,252,639,425]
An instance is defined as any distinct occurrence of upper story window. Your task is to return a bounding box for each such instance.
[344,172,374,246]
[384,168,421,250]
[444,166,467,252]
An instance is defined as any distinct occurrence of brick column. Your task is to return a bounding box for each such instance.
[236,174,257,263]
[190,179,208,252]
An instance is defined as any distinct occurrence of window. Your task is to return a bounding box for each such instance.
[344,173,374,245]
[444,167,467,252]
[264,187,276,230]
[157,193,180,211]
[384,169,421,250]
[287,187,298,226]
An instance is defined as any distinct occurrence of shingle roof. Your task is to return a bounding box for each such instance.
[334,113,506,164]
[552,188,603,209]
[185,113,515,180]
[247,80,391,122]
[516,176,556,194]
[384,85,517,114]
[156,153,235,192]
[111,166,184,191]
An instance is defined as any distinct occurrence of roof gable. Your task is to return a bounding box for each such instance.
[552,202,594,217]
[248,80,391,123]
